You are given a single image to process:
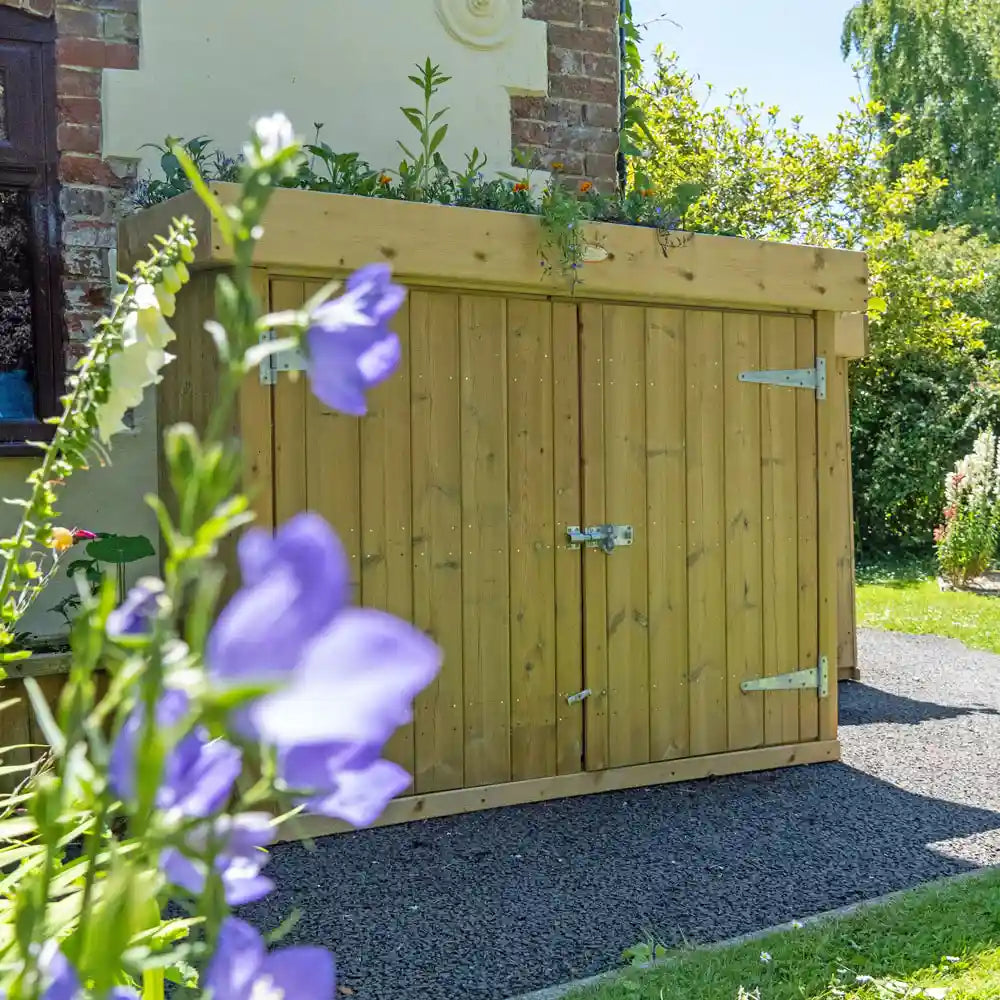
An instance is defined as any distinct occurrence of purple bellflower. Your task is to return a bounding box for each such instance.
[304,263,405,416]
[206,918,335,1000]
[0,943,140,1000]
[207,512,441,827]
[160,812,275,906]
[109,689,242,820]
[207,513,350,687]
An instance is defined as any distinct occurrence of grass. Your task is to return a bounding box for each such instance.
[572,869,1000,1000]
[856,559,1000,654]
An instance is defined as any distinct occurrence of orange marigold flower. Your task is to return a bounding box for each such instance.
[50,527,74,553]
[513,181,529,193]
[579,181,593,193]
[379,174,392,186]
[641,188,655,197]
[551,161,565,171]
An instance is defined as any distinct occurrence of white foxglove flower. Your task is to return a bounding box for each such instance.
[96,280,179,443]
[246,113,295,162]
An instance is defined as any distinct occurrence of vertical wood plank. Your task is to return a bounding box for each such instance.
[723,312,764,751]
[362,295,415,776]
[760,315,801,746]
[817,313,841,742]
[411,291,465,793]
[508,299,558,781]
[837,370,859,679]
[240,268,275,534]
[304,279,363,599]
[579,303,608,771]
[685,309,727,757]
[796,316,820,742]
[552,302,584,776]
[0,683,31,790]
[269,279,308,526]
[603,305,650,768]
[646,309,689,761]
[460,295,511,788]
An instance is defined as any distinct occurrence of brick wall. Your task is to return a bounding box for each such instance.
[511,0,621,190]
[1,0,139,367]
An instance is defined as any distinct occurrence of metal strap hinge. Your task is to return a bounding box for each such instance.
[738,356,826,400]
[259,331,308,386]
[740,656,829,698]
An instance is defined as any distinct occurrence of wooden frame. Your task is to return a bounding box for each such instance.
[0,7,62,454]
[118,191,868,837]
[120,184,869,314]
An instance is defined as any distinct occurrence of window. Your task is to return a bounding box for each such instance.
[0,8,59,454]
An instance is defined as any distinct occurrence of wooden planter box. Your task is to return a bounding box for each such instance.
[120,186,867,837]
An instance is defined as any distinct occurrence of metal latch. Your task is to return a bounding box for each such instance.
[738,356,827,400]
[566,689,591,705]
[566,524,633,553]
[740,656,829,698]
[259,330,308,386]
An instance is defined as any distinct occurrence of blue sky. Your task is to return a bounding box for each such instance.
[632,0,862,134]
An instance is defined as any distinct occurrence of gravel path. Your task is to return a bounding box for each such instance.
[242,629,1000,999]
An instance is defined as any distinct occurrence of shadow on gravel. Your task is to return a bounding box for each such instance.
[840,682,1000,726]
[244,762,1000,1000]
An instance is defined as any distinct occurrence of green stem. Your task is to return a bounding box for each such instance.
[0,318,119,639]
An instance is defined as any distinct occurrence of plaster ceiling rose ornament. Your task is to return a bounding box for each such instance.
[434,0,521,49]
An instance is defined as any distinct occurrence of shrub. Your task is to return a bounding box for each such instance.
[851,348,1000,555]
[934,428,1000,583]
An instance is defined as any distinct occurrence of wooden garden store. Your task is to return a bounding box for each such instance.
[120,185,868,839]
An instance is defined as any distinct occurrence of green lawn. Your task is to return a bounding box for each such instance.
[572,870,1000,1000]
[857,571,1000,654]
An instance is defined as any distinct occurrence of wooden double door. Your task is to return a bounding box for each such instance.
[266,279,831,796]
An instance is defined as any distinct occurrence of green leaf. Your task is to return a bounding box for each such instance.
[429,124,449,155]
[86,535,155,566]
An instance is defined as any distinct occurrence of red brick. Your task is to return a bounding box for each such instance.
[57,66,100,98]
[585,151,618,183]
[511,119,552,147]
[56,36,105,67]
[582,1,618,29]
[102,10,139,41]
[510,96,547,121]
[56,37,137,70]
[582,101,618,128]
[547,24,613,54]
[57,95,102,126]
[59,183,110,218]
[549,74,618,103]
[63,218,116,248]
[62,245,108,279]
[59,153,120,186]
[524,0,581,25]
[57,121,101,154]
[55,6,101,36]
[546,99,583,124]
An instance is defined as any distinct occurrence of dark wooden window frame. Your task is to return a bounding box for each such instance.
[0,7,61,456]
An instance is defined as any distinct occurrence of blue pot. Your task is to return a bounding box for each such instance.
[0,370,34,421]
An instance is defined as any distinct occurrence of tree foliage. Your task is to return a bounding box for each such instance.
[842,0,1000,238]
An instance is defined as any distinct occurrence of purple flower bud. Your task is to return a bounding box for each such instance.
[107,578,164,639]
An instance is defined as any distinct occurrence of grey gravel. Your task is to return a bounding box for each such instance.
[241,628,1000,999]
